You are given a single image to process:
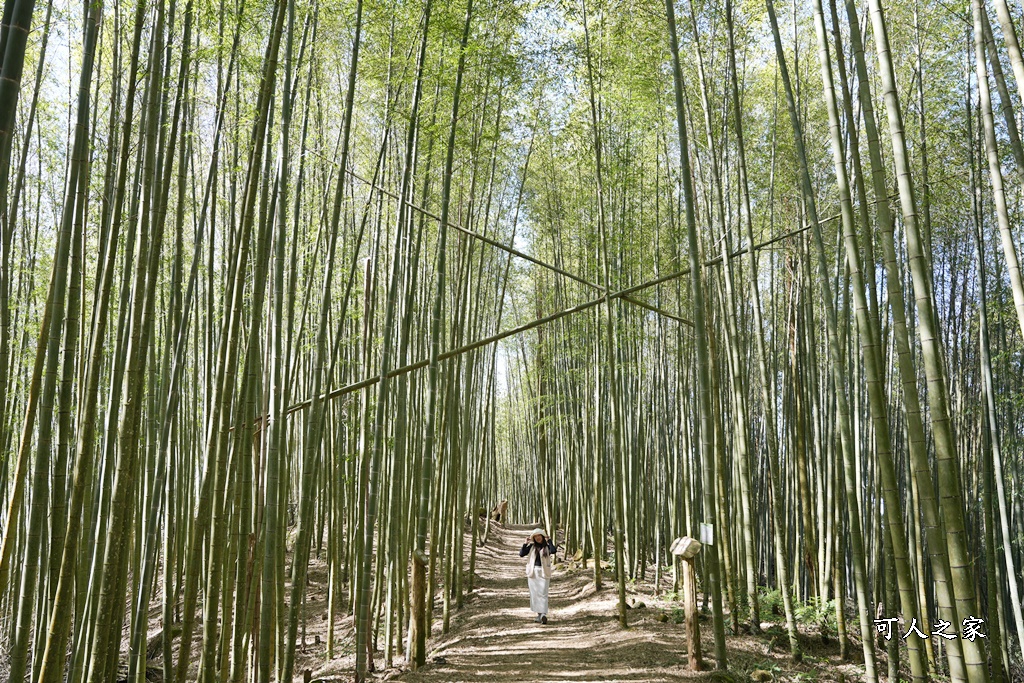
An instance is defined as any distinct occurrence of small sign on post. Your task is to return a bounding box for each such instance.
[670,537,703,671]
[670,536,702,559]
[699,522,714,546]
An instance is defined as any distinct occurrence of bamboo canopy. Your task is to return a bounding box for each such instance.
[0,0,1023,682]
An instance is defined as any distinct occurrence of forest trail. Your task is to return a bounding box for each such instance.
[6,0,1024,673]
[382,522,869,683]
[387,520,692,679]
[390,522,701,683]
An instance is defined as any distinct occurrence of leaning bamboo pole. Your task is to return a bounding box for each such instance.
[665,0,728,667]
[866,2,989,681]
[765,1,876,677]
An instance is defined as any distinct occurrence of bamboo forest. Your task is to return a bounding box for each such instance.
[4,0,1024,678]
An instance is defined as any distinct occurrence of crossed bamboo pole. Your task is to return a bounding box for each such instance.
[282,187,842,416]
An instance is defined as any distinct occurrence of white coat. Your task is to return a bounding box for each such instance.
[525,544,553,579]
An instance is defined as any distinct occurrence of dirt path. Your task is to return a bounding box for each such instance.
[287,521,865,682]
[381,523,871,683]
[390,522,697,683]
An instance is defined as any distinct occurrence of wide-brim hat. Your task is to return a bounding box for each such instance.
[530,528,546,539]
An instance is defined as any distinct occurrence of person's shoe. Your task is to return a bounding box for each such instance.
[541,615,547,624]
[534,614,542,623]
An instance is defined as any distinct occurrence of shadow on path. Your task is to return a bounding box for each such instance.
[390,523,695,683]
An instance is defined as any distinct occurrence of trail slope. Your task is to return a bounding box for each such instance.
[394,522,695,683]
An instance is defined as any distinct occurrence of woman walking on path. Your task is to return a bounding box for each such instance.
[520,528,556,623]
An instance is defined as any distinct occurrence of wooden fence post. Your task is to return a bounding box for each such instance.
[671,536,704,671]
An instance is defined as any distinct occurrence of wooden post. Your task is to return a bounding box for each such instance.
[671,536,704,671]
[682,557,702,671]
[410,549,428,669]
